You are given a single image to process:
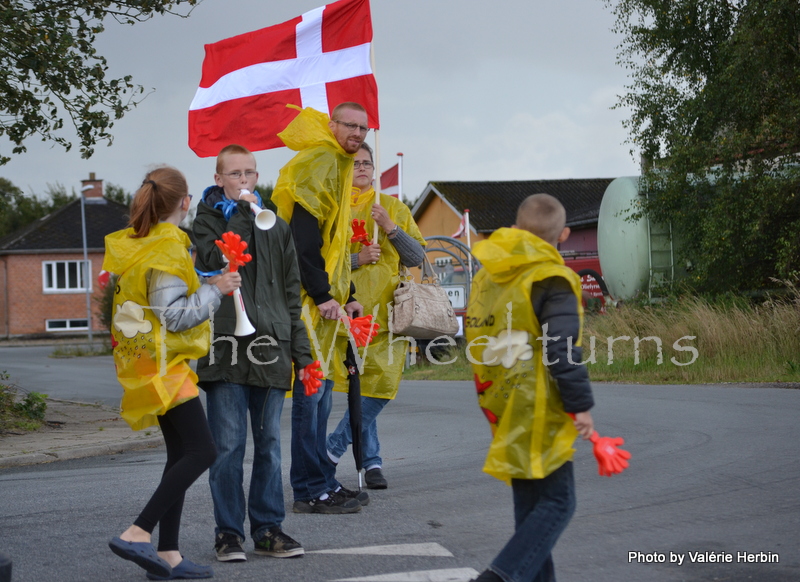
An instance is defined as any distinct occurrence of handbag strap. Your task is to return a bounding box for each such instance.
[420,254,441,285]
[398,254,440,285]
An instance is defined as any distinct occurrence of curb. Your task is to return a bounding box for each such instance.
[0,436,164,469]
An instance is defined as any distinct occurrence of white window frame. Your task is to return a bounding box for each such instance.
[45,319,89,332]
[42,260,92,294]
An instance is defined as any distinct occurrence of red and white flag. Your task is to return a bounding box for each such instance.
[452,209,472,239]
[380,163,399,197]
[451,212,467,238]
[188,0,379,157]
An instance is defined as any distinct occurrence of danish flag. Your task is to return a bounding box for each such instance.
[188,0,379,157]
[380,163,399,197]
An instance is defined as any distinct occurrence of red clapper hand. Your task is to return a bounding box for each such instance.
[301,361,324,396]
[346,315,380,347]
[351,219,373,246]
[568,413,631,477]
[215,232,252,293]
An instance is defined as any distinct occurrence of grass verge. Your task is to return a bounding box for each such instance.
[50,343,113,358]
[0,371,48,433]
[403,287,800,386]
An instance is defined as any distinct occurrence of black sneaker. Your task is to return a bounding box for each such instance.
[214,532,246,562]
[254,528,304,558]
[365,467,388,489]
[334,485,369,506]
[292,493,361,514]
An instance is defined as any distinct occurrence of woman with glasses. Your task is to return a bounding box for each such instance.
[326,142,426,490]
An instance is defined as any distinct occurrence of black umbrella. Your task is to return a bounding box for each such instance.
[344,342,364,490]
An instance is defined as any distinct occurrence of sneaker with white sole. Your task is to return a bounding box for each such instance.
[214,532,246,562]
[254,528,304,558]
[292,493,361,514]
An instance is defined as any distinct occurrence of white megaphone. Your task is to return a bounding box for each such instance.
[232,286,256,336]
[240,189,276,230]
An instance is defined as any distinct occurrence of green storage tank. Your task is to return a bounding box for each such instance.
[597,177,681,300]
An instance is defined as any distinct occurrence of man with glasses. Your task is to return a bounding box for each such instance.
[193,144,314,561]
[273,102,371,514]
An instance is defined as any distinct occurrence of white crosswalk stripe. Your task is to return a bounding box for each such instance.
[332,567,480,582]
[309,542,454,557]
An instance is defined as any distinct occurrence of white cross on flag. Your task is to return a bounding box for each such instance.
[188,0,378,157]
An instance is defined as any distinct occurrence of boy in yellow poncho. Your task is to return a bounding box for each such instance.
[466,194,595,582]
[272,103,367,514]
[327,142,426,490]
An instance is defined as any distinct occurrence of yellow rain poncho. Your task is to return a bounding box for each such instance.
[467,228,583,483]
[272,107,354,377]
[333,189,426,399]
[103,223,210,430]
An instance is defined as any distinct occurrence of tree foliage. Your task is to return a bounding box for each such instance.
[105,182,132,206]
[0,179,77,239]
[607,0,800,293]
[0,0,200,165]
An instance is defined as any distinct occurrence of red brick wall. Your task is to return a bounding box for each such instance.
[0,257,7,337]
[3,252,106,337]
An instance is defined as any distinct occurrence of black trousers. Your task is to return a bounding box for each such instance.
[133,397,217,552]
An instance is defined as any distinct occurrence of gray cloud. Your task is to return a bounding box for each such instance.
[0,0,638,209]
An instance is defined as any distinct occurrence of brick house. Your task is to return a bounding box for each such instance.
[0,175,129,338]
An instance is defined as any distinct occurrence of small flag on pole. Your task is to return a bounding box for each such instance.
[452,210,468,238]
[188,0,378,157]
[380,163,399,197]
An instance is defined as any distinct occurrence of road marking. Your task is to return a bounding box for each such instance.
[332,567,480,582]
[310,542,454,557]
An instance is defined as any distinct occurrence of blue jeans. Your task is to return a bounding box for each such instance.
[491,461,576,582]
[205,381,286,541]
[290,377,340,501]
[326,395,389,470]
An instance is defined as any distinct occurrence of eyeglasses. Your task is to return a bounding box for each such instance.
[333,120,370,134]
[222,171,257,180]
[187,194,193,201]
[353,161,374,169]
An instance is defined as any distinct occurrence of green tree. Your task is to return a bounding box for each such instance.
[105,183,132,206]
[255,182,277,212]
[0,179,77,239]
[0,1,201,165]
[607,0,800,293]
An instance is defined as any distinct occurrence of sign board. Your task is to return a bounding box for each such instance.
[441,284,466,309]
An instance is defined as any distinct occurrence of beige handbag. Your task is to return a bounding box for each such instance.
[390,255,460,339]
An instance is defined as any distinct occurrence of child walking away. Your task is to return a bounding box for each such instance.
[104,167,241,579]
[466,193,596,582]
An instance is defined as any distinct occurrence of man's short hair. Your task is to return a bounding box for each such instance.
[216,144,254,174]
[331,102,366,120]
[515,193,566,244]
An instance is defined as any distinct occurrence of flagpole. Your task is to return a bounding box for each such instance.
[370,43,382,242]
[373,130,382,242]
[397,152,404,201]
[465,209,473,288]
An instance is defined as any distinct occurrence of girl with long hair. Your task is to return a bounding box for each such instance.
[104,166,240,580]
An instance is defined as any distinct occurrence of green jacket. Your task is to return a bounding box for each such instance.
[193,186,314,390]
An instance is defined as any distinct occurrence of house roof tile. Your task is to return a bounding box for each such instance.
[0,198,130,253]
[416,178,614,232]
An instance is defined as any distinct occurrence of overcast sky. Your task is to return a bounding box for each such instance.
[0,0,640,209]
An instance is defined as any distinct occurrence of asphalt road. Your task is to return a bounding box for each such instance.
[0,345,120,407]
[1,346,799,581]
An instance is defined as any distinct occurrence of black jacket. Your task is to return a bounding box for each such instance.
[193,186,314,390]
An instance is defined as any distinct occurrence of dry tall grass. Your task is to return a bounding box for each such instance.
[400,282,800,384]
[584,285,800,384]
